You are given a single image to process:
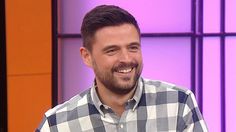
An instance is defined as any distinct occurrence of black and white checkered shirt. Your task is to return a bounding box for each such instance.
[37,78,208,132]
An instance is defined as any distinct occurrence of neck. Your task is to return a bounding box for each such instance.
[95,80,137,116]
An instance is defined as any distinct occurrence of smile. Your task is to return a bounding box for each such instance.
[117,68,133,73]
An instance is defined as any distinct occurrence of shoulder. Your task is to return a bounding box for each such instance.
[36,89,94,130]
[44,89,91,119]
[142,78,194,103]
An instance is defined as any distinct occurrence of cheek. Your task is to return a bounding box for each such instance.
[134,53,143,62]
[93,56,115,70]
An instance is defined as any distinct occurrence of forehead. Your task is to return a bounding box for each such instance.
[92,24,140,48]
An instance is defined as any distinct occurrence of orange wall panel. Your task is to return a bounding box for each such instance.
[7,75,51,131]
[5,0,52,75]
[5,0,52,131]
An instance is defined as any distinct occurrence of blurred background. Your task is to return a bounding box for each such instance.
[1,0,236,132]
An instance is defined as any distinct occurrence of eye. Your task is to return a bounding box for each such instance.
[105,48,117,56]
[129,45,140,52]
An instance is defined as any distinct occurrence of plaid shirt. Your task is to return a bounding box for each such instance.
[36,78,208,132]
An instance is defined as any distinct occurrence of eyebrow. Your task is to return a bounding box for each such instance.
[102,45,119,52]
[129,42,141,47]
[102,42,141,52]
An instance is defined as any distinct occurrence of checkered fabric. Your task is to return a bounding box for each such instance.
[36,78,208,132]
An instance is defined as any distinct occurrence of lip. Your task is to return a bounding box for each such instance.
[117,68,133,73]
[114,67,135,78]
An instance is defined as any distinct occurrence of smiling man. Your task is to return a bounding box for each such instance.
[37,5,208,132]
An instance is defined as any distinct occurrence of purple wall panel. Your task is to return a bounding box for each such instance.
[203,0,220,33]
[59,0,191,33]
[60,37,191,101]
[203,37,221,132]
[225,37,236,131]
[141,37,191,89]
[226,0,236,32]
[60,38,94,101]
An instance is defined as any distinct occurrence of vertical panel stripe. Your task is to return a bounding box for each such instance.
[52,0,59,106]
[197,0,204,113]
[191,0,196,94]
[220,0,226,131]
[0,0,8,131]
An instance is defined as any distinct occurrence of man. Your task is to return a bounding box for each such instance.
[37,5,208,132]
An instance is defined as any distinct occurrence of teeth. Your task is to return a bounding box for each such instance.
[118,68,132,73]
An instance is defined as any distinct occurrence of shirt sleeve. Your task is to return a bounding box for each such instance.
[35,115,51,132]
[182,91,208,132]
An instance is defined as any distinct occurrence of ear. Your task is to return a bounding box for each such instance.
[80,47,92,67]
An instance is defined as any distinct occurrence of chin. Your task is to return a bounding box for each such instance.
[118,80,136,89]
[113,85,135,95]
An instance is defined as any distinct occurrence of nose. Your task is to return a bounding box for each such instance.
[119,49,131,62]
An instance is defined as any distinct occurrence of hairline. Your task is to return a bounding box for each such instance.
[84,22,141,52]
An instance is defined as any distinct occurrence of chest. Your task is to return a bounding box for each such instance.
[69,105,180,132]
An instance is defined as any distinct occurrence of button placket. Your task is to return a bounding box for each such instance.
[119,124,123,129]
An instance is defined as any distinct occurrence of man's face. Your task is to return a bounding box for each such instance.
[88,23,143,95]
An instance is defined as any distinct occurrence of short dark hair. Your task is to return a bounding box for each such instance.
[81,5,140,51]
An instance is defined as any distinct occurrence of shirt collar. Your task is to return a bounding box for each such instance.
[132,77,143,111]
[90,77,144,116]
[90,83,104,116]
